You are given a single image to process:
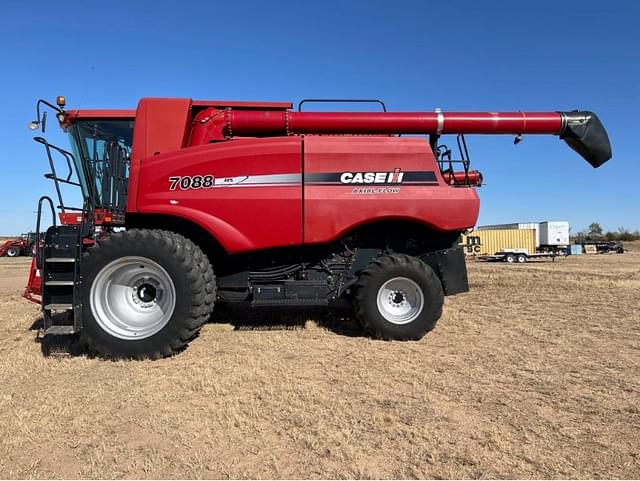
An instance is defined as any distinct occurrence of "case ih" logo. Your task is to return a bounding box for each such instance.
[340,168,404,184]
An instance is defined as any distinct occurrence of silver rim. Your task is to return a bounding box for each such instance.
[7,248,18,257]
[90,256,176,340]
[376,276,424,325]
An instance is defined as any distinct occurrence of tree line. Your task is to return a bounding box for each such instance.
[572,223,640,242]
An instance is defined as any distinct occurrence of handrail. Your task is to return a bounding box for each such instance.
[298,98,387,112]
[35,196,56,268]
[33,136,77,182]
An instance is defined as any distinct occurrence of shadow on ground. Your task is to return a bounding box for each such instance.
[29,317,86,357]
[29,305,365,358]
[210,303,363,338]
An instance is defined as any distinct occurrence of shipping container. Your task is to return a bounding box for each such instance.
[477,222,540,246]
[476,223,521,230]
[460,229,537,256]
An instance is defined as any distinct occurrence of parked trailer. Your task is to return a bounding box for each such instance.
[576,240,624,254]
[477,221,570,254]
[479,249,560,263]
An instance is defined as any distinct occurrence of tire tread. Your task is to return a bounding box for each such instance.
[354,253,443,341]
[81,229,215,359]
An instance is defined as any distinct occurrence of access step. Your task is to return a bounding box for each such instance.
[44,280,75,286]
[44,325,77,335]
[44,303,73,311]
[45,257,76,263]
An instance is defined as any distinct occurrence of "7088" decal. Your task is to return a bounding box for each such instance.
[168,175,215,191]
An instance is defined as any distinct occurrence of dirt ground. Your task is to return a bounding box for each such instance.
[0,246,638,479]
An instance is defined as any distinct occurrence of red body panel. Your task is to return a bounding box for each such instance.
[135,138,303,253]
[303,137,478,244]
[134,133,479,253]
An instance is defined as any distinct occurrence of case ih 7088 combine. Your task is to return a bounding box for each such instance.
[24,96,611,359]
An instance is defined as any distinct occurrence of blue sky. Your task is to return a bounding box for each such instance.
[1,0,638,235]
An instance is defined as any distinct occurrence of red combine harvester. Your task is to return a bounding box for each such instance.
[24,96,611,359]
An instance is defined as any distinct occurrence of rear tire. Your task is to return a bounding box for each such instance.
[354,254,444,341]
[81,229,215,359]
[517,254,527,263]
[505,254,515,263]
[6,246,19,257]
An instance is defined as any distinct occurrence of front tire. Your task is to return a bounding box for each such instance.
[6,246,19,257]
[81,229,215,359]
[354,254,444,341]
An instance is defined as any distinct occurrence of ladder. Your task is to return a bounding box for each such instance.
[40,225,83,334]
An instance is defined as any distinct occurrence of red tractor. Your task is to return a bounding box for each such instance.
[0,233,40,257]
[24,96,611,359]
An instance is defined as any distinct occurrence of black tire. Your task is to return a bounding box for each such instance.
[80,229,215,359]
[505,254,515,263]
[6,246,20,257]
[354,254,444,341]
[517,254,527,263]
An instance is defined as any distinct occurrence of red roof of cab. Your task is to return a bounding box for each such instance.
[65,109,136,120]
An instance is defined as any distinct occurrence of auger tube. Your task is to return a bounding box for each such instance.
[194,109,612,167]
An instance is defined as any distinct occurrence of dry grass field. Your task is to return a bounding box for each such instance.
[0,246,638,479]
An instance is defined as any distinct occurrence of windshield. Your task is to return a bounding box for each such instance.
[68,120,133,210]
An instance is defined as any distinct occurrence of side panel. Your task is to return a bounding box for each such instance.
[135,138,302,253]
[303,136,479,244]
[128,98,193,212]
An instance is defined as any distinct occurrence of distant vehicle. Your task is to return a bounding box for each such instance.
[577,240,624,254]
[0,232,41,257]
[538,221,570,254]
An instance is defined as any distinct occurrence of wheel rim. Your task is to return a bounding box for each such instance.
[90,256,176,340]
[376,276,424,325]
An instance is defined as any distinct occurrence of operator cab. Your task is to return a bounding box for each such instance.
[66,118,134,214]
[29,96,135,225]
